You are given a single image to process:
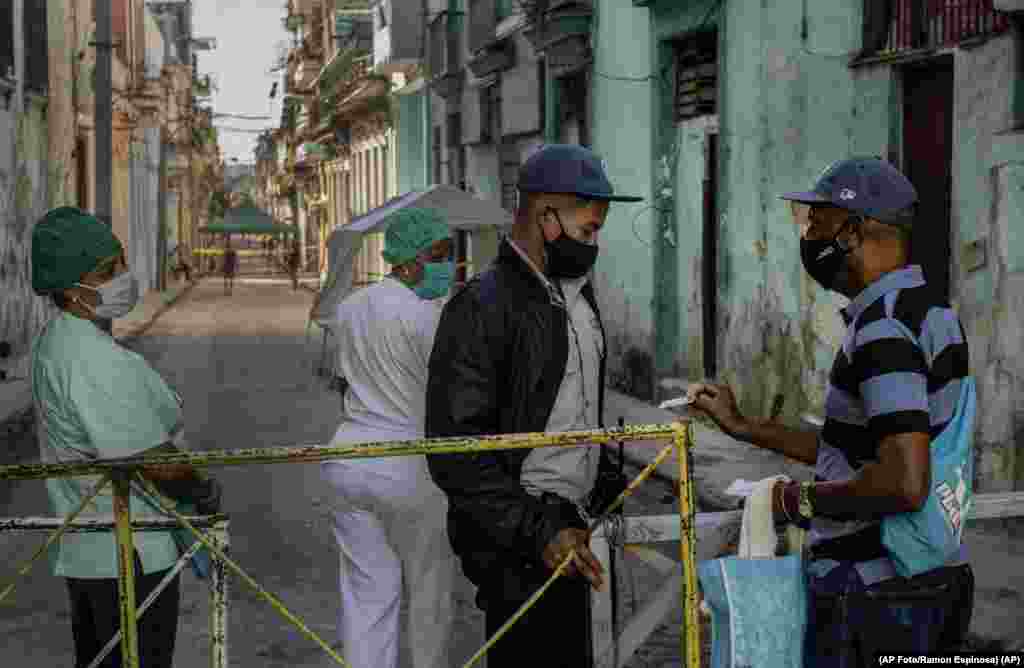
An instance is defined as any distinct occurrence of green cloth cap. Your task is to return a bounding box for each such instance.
[381,207,451,266]
[32,207,123,295]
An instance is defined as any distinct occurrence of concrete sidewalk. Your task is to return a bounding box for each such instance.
[603,387,1023,651]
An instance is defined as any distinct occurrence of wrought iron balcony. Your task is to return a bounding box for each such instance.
[861,0,1011,58]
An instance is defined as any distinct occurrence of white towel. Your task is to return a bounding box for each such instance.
[738,475,791,558]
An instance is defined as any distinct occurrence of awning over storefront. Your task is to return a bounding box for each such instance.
[198,204,296,236]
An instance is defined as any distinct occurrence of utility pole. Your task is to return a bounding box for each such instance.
[95,0,113,226]
[94,0,114,334]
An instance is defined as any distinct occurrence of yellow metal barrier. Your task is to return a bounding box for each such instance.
[0,422,700,668]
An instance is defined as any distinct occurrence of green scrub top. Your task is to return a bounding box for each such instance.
[31,312,181,579]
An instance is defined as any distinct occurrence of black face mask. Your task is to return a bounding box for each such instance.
[541,207,599,279]
[799,220,856,291]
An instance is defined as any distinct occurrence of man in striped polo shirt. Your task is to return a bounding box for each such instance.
[688,157,975,663]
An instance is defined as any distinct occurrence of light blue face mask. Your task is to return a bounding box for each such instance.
[413,260,454,300]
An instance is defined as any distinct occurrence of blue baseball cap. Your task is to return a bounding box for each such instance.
[780,156,918,227]
[517,144,643,202]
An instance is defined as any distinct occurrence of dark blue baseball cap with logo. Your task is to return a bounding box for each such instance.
[780,156,918,227]
[517,144,643,202]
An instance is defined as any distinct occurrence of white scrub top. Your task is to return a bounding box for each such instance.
[31,312,181,578]
[330,277,443,481]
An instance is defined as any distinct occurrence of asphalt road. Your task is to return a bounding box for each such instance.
[0,277,694,667]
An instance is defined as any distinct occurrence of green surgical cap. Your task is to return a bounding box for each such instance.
[31,207,123,295]
[381,207,451,266]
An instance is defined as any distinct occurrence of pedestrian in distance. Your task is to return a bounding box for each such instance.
[29,207,223,668]
[686,157,975,664]
[176,246,191,283]
[320,207,458,668]
[425,144,643,668]
[290,241,301,291]
[223,242,238,296]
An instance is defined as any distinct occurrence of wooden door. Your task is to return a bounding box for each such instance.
[903,59,954,300]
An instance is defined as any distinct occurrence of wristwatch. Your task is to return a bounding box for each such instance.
[797,482,815,523]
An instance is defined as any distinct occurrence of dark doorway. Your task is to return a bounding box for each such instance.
[76,137,89,210]
[702,132,719,379]
[902,59,954,301]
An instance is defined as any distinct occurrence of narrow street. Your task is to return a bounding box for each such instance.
[0,275,688,667]
[0,277,489,667]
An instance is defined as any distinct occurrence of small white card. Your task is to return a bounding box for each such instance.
[723,479,759,498]
[658,395,694,410]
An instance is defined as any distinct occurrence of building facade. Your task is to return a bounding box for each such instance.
[1,0,221,358]
[586,0,1024,493]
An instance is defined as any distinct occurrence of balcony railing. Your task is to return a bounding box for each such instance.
[862,0,1011,57]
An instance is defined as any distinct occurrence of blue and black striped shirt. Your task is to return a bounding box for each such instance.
[821,265,970,470]
[812,265,971,582]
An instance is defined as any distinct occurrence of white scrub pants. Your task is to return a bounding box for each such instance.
[322,458,455,668]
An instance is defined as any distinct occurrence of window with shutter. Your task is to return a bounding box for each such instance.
[674,30,716,122]
[433,126,443,185]
[429,13,446,77]
[447,113,465,185]
[447,12,463,73]
[24,0,48,94]
[0,3,13,81]
[446,112,462,147]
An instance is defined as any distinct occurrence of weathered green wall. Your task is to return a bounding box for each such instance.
[707,0,867,424]
[636,1,1024,491]
[590,0,657,398]
[953,36,1024,492]
[1,98,54,357]
[397,90,427,193]
[648,0,723,390]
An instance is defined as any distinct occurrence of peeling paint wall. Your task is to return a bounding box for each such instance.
[662,2,1023,491]
[703,0,868,425]
[590,0,657,399]
[950,37,1023,493]
[0,97,55,358]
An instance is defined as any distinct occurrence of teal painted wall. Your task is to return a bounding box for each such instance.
[649,1,1024,490]
[397,90,427,193]
[649,0,723,390]
[590,0,658,398]
[686,0,869,424]
[671,117,716,382]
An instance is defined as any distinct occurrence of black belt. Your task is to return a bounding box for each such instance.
[809,524,888,563]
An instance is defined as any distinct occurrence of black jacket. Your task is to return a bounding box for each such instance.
[425,238,608,593]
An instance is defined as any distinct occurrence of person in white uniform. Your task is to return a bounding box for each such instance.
[320,207,458,668]
[29,206,221,668]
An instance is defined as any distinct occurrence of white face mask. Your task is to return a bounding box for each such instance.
[75,271,140,319]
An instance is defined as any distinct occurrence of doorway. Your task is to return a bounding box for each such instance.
[702,132,719,379]
[902,58,954,301]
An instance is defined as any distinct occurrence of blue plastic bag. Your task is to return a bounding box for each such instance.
[170,501,214,580]
[881,378,976,578]
[698,554,807,668]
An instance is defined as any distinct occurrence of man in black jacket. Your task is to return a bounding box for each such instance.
[425,144,642,667]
